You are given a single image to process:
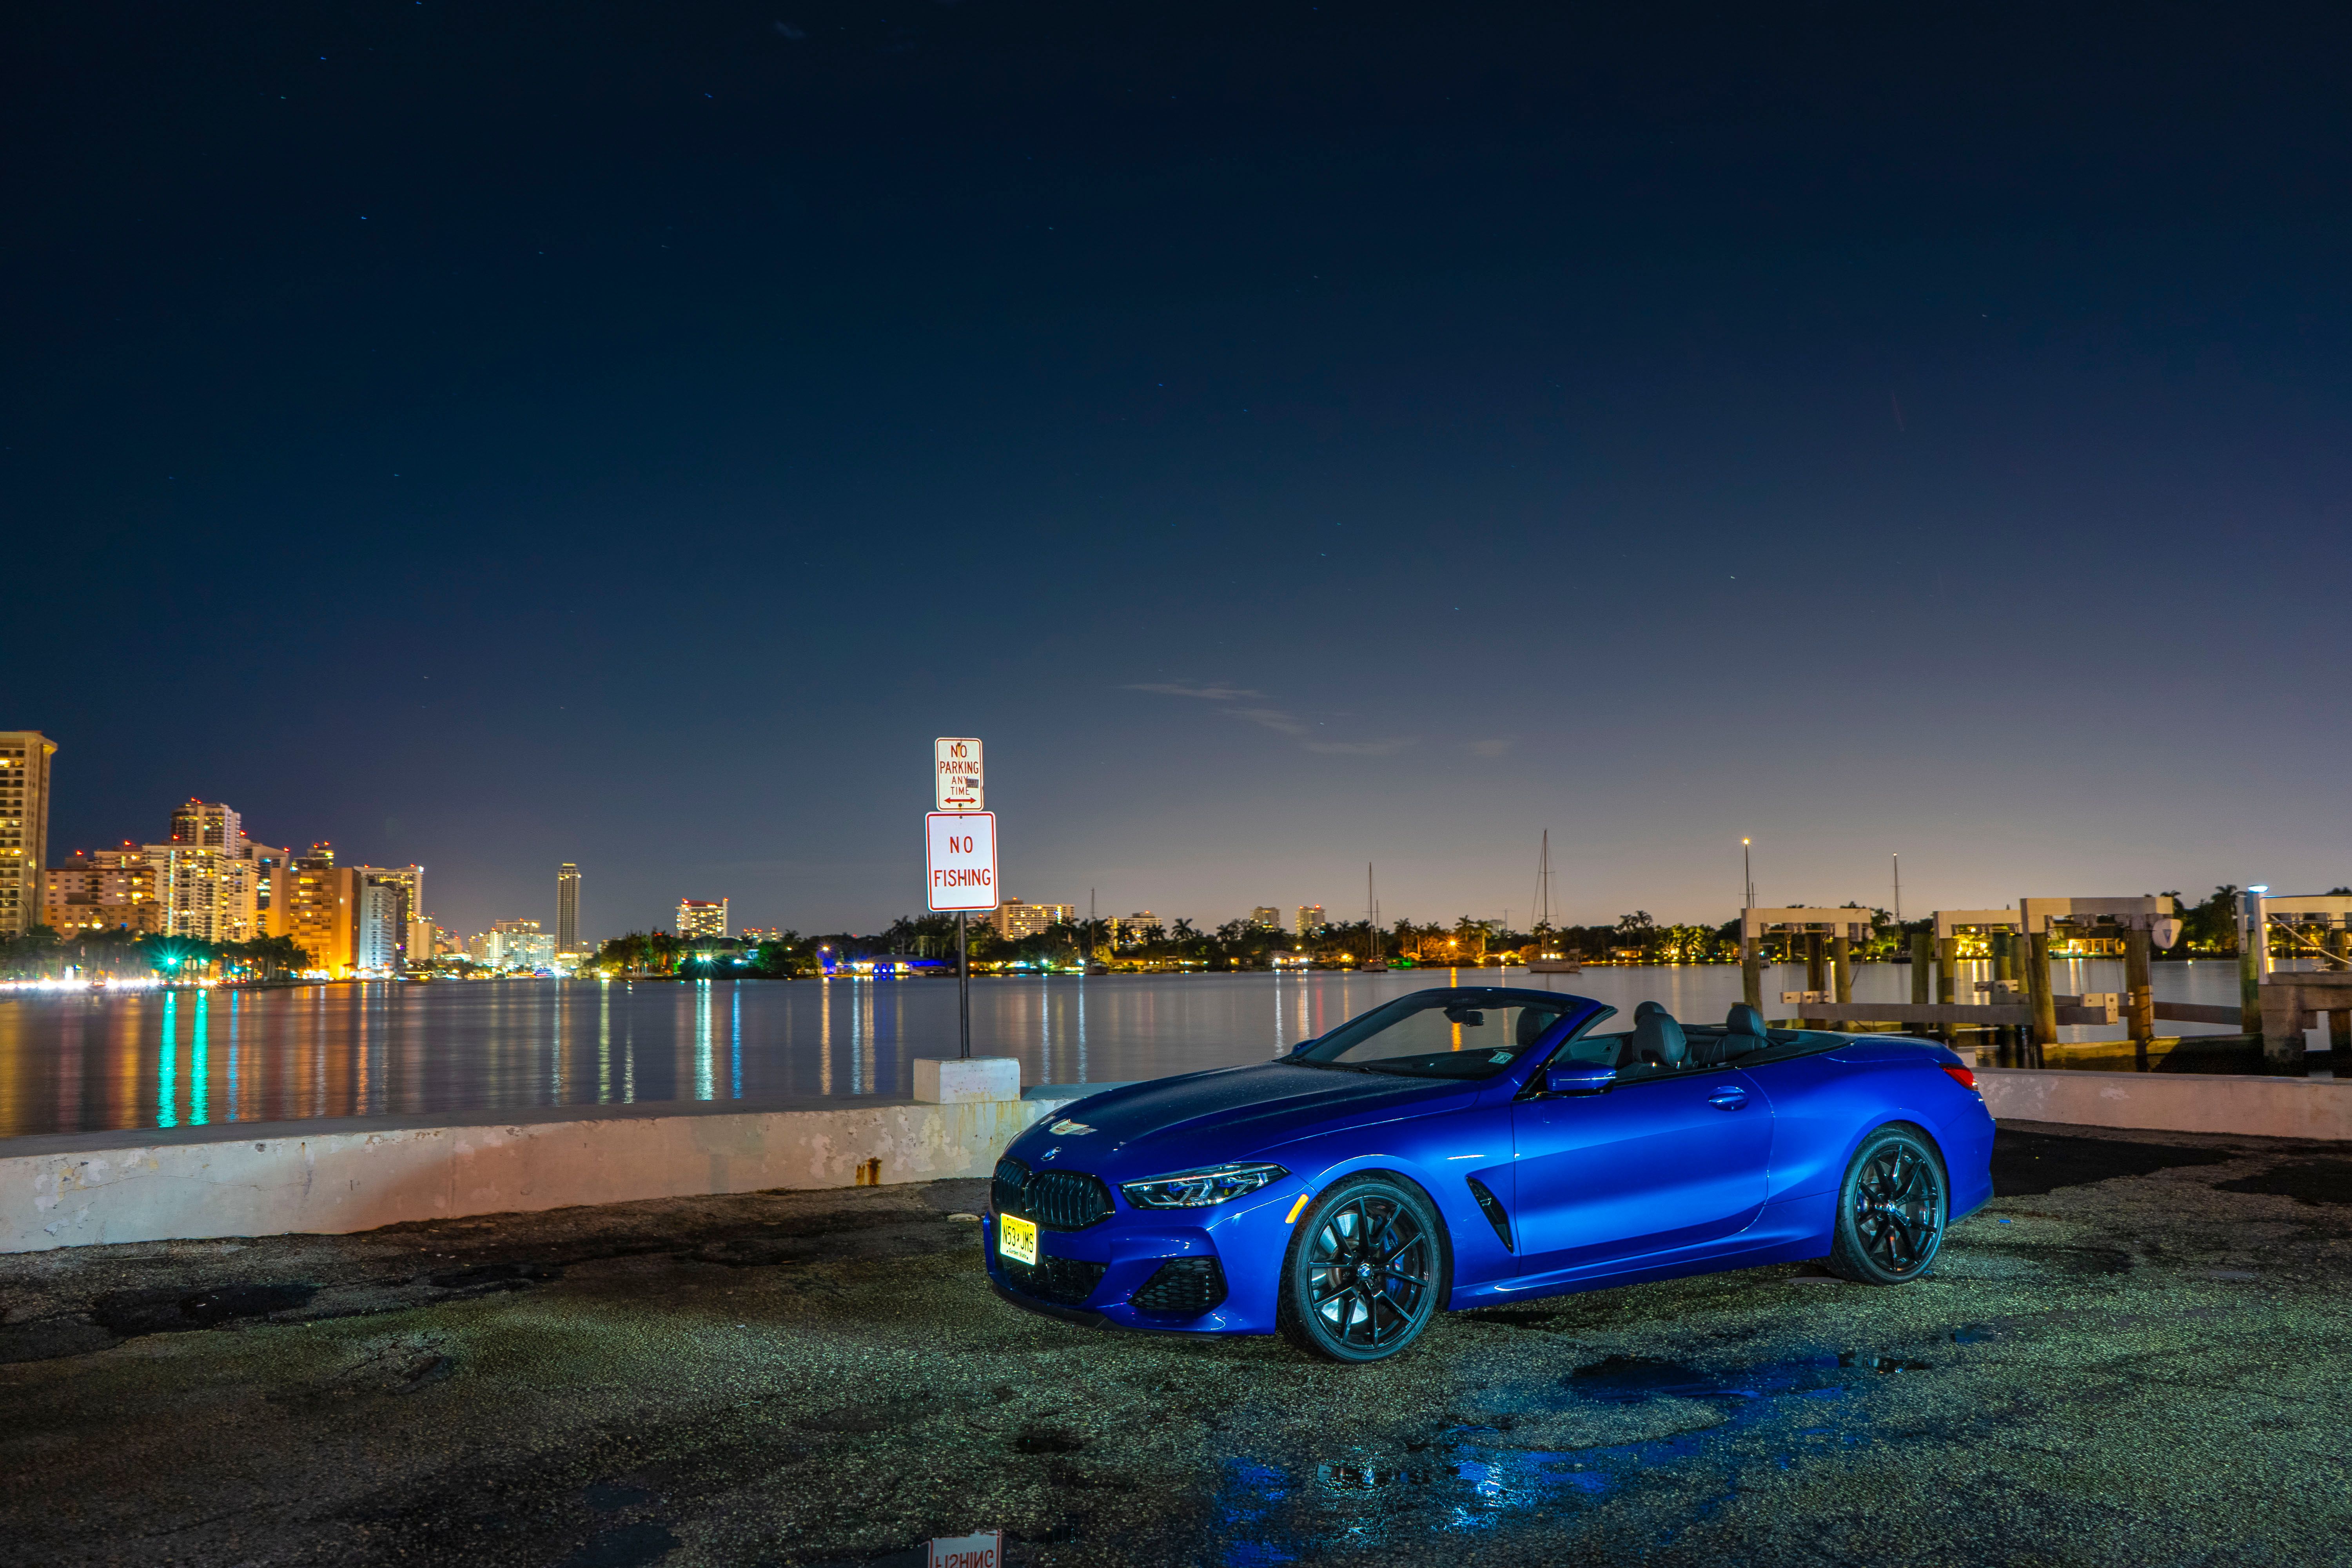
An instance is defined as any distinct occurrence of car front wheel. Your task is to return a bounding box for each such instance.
[1276,1175,1446,1363]
[1826,1125,1948,1284]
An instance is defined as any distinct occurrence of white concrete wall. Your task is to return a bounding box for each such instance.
[9,1067,2341,1254]
[2,1094,1079,1255]
[1978,1068,2352,1141]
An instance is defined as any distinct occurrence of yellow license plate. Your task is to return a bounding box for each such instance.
[999,1212,1038,1267]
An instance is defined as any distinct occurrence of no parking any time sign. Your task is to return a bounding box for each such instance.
[925,811,999,913]
[934,736,984,811]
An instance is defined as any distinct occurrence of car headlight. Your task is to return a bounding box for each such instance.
[1119,1162,1290,1209]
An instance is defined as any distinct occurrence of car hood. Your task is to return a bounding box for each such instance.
[1006,1060,1479,1181]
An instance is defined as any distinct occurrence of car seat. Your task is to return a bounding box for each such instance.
[1688,1002,1769,1065]
[1628,1001,1687,1068]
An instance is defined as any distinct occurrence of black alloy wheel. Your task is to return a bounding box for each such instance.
[1826,1126,1949,1284]
[1277,1175,1447,1363]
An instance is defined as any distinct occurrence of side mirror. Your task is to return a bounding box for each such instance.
[1544,1063,1617,1095]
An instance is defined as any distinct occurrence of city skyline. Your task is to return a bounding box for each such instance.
[13,760,2343,947]
[7,5,2348,940]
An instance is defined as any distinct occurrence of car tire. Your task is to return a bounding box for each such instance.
[1276,1174,1448,1363]
[1825,1125,1949,1285]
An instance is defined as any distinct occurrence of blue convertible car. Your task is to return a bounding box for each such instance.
[985,987,1993,1361]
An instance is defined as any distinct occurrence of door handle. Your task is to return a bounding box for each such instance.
[1707,1087,1748,1110]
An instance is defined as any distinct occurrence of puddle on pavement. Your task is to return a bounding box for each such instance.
[1317,1462,1432,1491]
[551,1521,680,1568]
[425,1260,564,1292]
[1012,1424,1086,1454]
[89,1281,320,1336]
[1211,1344,1956,1563]
[2212,1158,2352,1207]
[1567,1354,1790,1403]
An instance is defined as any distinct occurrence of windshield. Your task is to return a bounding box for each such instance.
[1292,990,1586,1080]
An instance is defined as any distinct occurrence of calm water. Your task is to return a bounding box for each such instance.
[0,960,2300,1140]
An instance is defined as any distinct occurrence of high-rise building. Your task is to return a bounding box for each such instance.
[44,846,160,936]
[677,898,728,939]
[350,864,425,966]
[248,840,292,936]
[283,845,354,974]
[408,917,441,964]
[356,884,402,972]
[474,918,555,970]
[1106,911,1159,947]
[0,732,58,940]
[1249,906,1281,931]
[168,799,245,853]
[992,898,1074,939]
[146,802,277,944]
[1295,904,1326,937]
[557,863,581,954]
[148,841,261,943]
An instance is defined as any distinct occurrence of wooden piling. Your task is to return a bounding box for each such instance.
[1990,931,2017,1054]
[2026,932,2058,1053]
[1830,936,1853,1032]
[2240,907,2263,1039]
[1740,936,1763,1012]
[1909,933,1931,1005]
[2332,932,2352,1054]
[2124,927,2155,1071]
[1804,933,1826,1029]
[1935,936,1958,1044]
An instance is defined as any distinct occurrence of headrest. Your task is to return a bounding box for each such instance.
[1726,1003,1766,1038]
[1630,1004,1686,1067]
[1515,1007,1558,1048]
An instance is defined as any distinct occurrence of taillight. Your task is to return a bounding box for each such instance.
[1942,1065,1978,1091]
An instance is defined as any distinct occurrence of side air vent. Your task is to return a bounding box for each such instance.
[1466,1177,1513,1252]
[1129,1258,1228,1315]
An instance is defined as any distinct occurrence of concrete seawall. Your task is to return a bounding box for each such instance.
[2,1084,1093,1255]
[5,1065,2344,1254]
[1976,1066,2352,1140]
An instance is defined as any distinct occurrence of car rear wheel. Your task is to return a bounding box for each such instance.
[1826,1126,1948,1284]
[1276,1175,1446,1363]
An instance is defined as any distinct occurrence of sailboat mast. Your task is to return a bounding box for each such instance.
[1538,830,1552,931]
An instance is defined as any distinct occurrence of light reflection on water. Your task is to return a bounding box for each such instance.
[0,961,2287,1140]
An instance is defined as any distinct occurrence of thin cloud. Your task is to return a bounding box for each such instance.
[1122,681,1264,701]
[1469,738,1513,757]
[1130,680,1409,755]
[1305,737,1419,756]
[1229,707,1311,737]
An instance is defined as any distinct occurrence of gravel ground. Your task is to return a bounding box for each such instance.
[2,1121,2348,1568]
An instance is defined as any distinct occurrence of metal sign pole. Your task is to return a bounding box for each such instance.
[929,738,989,1063]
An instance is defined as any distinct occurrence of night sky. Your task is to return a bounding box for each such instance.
[9,2,2350,942]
